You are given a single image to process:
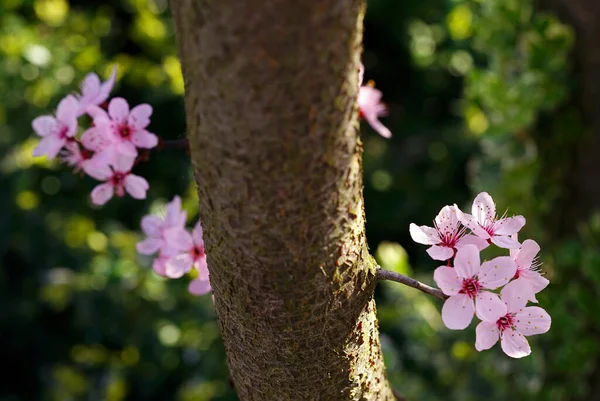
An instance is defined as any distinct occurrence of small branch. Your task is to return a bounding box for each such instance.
[376,268,447,301]
[392,387,408,401]
[158,138,189,151]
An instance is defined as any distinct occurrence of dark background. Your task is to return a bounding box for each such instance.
[1,0,598,400]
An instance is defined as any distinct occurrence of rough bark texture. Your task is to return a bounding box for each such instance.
[170,1,393,400]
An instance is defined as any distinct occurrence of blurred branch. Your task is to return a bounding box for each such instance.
[376,268,447,301]
[158,138,189,151]
[392,387,408,401]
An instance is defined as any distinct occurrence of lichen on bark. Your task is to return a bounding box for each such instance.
[171,0,394,399]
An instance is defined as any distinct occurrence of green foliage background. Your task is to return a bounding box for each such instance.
[1,0,598,400]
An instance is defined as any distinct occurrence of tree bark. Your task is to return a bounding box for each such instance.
[170,1,393,400]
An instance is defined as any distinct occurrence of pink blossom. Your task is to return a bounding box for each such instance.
[455,192,525,249]
[32,95,79,159]
[501,239,549,303]
[358,64,391,139]
[433,244,517,330]
[86,153,148,205]
[60,141,111,176]
[409,205,488,261]
[164,222,211,291]
[75,65,117,116]
[136,196,191,256]
[85,97,158,158]
[475,288,551,358]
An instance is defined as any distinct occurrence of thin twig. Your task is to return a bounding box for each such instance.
[392,387,408,401]
[158,138,189,151]
[376,268,447,301]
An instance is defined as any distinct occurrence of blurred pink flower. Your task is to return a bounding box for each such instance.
[358,63,391,138]
[85,97,158,158]
[475,287,551,358]
[32,95,79,159]
[164,222,211,295]
[434,244,516,330]
[410,205,488,261]
[455,192,525,249]
[87,153,148,205]
[76,65,117,116]
[136,196,191,256]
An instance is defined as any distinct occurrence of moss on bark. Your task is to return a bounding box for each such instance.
[171,1,394,399]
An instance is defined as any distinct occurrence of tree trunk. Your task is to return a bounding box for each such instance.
[170,1,394,400]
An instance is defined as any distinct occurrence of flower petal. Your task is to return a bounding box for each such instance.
[475,321,500,351]
[136,238,163,255]
[32,115,57,137]
[163,227,193,252]
[128,104,153,129]
[192,221,204,247]
[108,97,130,123]
[165,253,194,278]
[165,196,186,228]
[475,291,507,323]
[81,127,113,152]
[500,328,531,358]
[427,245,454,261]
[131,130,158,149]
[514,306,551,336]
[124,174,149,199]
[456,234,489,250]
[56,95,79,125]
[81,73,100,97]
[433,265,462,296]
[441,294,475,330]
[91,183,114,205]
[478,256,517,290]
[409,223,440,245]
[85,161,113,181]
[520,270,549,293]
[141,215,163,237]
[471,192,496,226]
[116,142,138,159]
[494,215,526,235]
[364,116,392,138]
[98,65,117,104]
[515,239,540,269]
[114,152,136,173]
[152,256,168,277]
[33,135,66,159]
[434,205,460,237]
[188,278,211,296]
[453,244,480,279]
[500,279,533,312]
[491,235,521,249]
[454,206,490,238]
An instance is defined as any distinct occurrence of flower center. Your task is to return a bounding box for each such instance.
[58,125,69,139]
[191,246,205,261]
[118,124,132,138]
[496,313,514,331]
[81,149,94,160]
[459,277,481,298]
[111,172,125,186]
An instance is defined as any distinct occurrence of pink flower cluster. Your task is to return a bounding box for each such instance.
[31,66,156,205]
[410,192,551,358]
[31,67,211,297]
[136,196,211,296]
[358,63,391,138]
